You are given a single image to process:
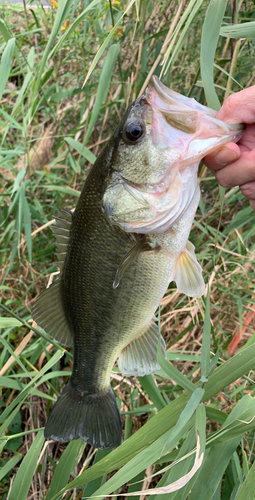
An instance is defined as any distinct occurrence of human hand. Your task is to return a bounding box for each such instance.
[203,87,255,209]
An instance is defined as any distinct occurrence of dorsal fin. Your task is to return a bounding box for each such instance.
[53,209,73,271]
[32,208,74,346]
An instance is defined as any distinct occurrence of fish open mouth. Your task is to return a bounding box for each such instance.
[103,76,245,234]
[145,75,244,166]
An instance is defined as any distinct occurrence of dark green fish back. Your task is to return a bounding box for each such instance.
[33,155,131,449]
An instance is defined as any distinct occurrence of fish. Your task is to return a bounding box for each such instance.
[33,76,244,450]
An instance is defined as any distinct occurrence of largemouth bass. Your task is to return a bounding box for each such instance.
[33,76,243,449]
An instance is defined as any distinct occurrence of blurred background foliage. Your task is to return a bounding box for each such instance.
[1,0,255,498]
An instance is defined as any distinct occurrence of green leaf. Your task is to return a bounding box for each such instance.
[195,404,206,458]
[201,0,226,110]
[33,0,75,100]
[235,459,255,500]
[0,37,15,102]
[45,440,86,500]
[83,0,136,84]
[44,185,80,197]
[149,429,197,500]
[65,137,96,164]
[201,290,211,381]
[8,431,45,500]
[84,43,120,144]
[12,71,33,116]
[0,454,22,481]
[0,318,22,328]
[157,311,197,393]
[0,376,55,402]
[188,436,242,500]
[23,196,32,262]
[47,341,255,498]
[220,21,255,39]
[0,350,65,426]
[201,343,255,403]
[161,0,204,75]
[82,391,204,499]
[138,374,166,411]
[48,0,102,60]
[53,389,204,498]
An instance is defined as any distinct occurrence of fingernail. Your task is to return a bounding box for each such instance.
[215,149,239,166]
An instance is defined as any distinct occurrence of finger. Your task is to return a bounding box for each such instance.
[239,180,255,200]
[214,150,255,188]
[203,143,240,171]
[216,87,255,125]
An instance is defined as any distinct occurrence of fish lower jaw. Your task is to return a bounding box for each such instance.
[121,182,200,234]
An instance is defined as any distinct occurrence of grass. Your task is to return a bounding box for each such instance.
[1,0,255,498]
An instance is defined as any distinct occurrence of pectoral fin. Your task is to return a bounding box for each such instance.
[114,237,151,289]
[174,241,205,298]
[118,321,166,377]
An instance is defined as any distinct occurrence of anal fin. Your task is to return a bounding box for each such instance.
[118,321,166,377]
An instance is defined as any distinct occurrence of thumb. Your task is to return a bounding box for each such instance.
[203,143,240,171]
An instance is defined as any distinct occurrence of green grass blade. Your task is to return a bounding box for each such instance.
[164,0,203,74]
[188,436,242,500]
[0,350,64,425]
[161,0,203,76]
[235,459,255,500]
[1,376,55,401]
[8,431,45,500]
[195,404,206,458]
[0,108,24,132]
[52,340,255,496]
[44,185,80,197]
[157,306,196,393]
[202,342,255,402]
[0,19,12,42]
[23,196,32,262]
[187,398,255,500]
[0,318,22,328]
[0,37,16,101]
[157,335,197,393]
[0,453,22,481]
[12,71,33,116]
[45,440,86,500]
[82,449,111,497]
[138,374,166,411]
[48,0,101,59]
[201,290,211,382]
[32,0,74,107]
[83,0,137,84]
[164,388,204,449]
[149,429,197,500]
[220,21,255,38]
[65,137,96,164]
[201,0,226,110]
[53,389,204,498]
[84,42,120,144]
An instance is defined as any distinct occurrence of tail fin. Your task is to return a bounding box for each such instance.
[44,380,122,449]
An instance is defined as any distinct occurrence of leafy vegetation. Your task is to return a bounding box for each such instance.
[1,0,255,498]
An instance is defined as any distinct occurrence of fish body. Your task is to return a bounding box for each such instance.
[33,77,243,449]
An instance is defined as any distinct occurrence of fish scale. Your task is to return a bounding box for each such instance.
[33,76,244,449]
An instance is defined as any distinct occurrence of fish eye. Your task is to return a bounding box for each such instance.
[123,120,145,144]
